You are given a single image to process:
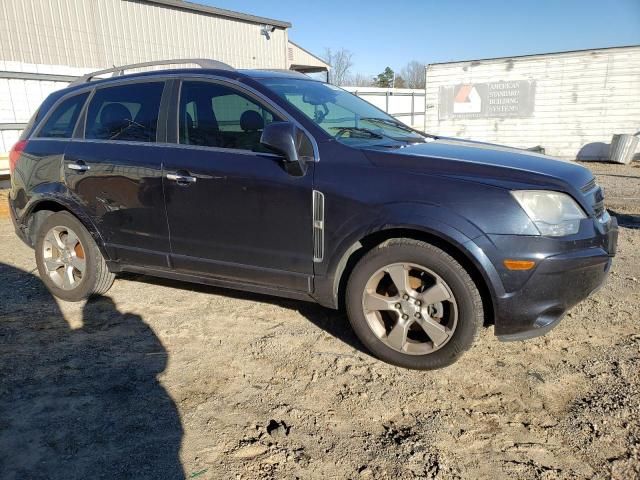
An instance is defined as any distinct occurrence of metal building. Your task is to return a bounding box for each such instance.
[424,45,640,160]
[0,0,329,172]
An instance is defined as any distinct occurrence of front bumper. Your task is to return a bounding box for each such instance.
[478,216,618,341]
[495,247,613,341]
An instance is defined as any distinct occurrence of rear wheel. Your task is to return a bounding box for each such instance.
[346,238,483,370]
[35,211,115,301]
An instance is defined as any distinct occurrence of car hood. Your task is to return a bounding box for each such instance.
[363,137,594,191]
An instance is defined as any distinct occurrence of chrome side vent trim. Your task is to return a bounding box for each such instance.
[312,190,325,262]
[581,178,597,193]
[593,196,605,217]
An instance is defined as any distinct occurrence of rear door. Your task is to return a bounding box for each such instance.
[162,79,315,291]
[16,91,89,199]
[63,80,170,268]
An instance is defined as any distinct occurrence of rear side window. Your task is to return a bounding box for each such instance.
[85,82,165,142]
[37,92,89,138]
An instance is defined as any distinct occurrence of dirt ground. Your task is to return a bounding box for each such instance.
[0,162,639,480]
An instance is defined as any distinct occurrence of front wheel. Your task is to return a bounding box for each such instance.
[346,239,483,370]
[35,211,115,302]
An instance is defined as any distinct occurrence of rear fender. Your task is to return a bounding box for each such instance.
[19,184,111,261]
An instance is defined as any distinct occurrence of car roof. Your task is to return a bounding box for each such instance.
[42,67,322,112]
[63,67,317,92]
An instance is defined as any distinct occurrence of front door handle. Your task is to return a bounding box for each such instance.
[67,162,90,172]
[166,173,197,185]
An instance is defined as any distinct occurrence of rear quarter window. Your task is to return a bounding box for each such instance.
[20,108,41,140]
[37,92,89,138]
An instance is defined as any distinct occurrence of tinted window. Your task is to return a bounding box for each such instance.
[179,81,280,152]
[38,92,88,138]
[85,82,164,142]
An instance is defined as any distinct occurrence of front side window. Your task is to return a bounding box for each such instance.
[37,92,89,138]
[257,77,428,146]
[85,82,165,142]
[179,81,281,152]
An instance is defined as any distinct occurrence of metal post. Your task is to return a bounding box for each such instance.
[423,65,429,133]
[385,91,389,113]
[411,92,415,127]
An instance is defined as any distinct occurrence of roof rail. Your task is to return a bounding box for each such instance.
[257,69,311,78]
[70,58,235,86]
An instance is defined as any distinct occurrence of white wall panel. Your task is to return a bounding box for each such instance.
[0,130,21,156]
[342,87,426,128]
[0,78,69,123]
[424,46,640,160]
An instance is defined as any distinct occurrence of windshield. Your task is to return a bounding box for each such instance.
[257,77,428,146]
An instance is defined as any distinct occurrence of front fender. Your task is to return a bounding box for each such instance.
[315,202,505,310]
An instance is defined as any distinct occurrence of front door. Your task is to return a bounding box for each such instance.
[162,80,314,292]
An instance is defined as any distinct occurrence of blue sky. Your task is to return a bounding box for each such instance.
[201,0,640,76]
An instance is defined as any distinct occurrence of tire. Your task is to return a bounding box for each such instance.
[346,238,483,370]
[34,211,115,302]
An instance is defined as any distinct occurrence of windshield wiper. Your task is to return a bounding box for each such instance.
[329,126,384,139]
[359,117,437,140]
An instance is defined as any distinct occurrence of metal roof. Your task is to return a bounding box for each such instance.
[427,44,640,67]
[139,0,292,28]
[288,41,330,71]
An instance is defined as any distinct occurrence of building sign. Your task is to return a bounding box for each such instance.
[438,80,535,119]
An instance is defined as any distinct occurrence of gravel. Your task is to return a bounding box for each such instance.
[0,161,638,479]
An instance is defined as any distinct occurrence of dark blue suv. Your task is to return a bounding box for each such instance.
[8,59,618,369]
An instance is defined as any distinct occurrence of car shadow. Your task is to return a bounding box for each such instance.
[0,263,184,480]
[610,210,640,229]
[120,273,369,356]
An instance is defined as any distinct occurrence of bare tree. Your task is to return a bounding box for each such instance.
[322,48,354,86]
[400,61,426,89]
[347,72,374,87]
[394,75,407,89]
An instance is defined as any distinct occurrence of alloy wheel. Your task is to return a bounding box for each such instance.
[42,225,86,290]
[361,262,458,355]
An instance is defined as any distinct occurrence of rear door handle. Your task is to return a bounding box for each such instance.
[67,162,90,172]
[166,173,197,185]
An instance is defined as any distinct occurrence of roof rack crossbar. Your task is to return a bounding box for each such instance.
[70,58,235,86]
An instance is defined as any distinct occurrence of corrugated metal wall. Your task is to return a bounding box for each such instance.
[424,46,640,160]
[0,0,288,70]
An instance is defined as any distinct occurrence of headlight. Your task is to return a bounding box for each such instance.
[511,190,586,237]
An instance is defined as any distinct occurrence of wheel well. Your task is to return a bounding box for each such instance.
[335,228,495,326]
[25,201,70,246]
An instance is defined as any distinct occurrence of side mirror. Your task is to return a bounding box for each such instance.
[260,122,309,176]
